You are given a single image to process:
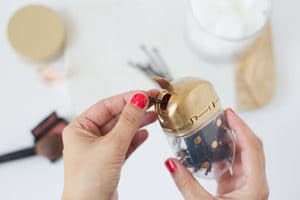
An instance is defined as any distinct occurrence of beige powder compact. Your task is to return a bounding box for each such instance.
[7,4,65,62]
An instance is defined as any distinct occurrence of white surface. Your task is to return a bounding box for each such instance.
[65,0,235,115]
[0,0,300,200]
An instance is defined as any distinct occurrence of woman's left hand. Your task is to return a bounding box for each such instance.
[62,90,159,200]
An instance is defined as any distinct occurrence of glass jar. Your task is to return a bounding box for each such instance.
[153,76,236,179]
[185,0,272,62]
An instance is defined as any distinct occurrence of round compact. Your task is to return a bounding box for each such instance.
[153,76,236,179]
[7,4,65,62]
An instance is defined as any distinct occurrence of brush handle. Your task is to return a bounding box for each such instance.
[0,147,36,164]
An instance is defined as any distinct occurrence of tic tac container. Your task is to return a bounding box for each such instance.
[153,76,236,179]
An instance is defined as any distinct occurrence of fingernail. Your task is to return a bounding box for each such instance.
[165,159,177,173]
[228,108,237,115]
[131,93,148,109]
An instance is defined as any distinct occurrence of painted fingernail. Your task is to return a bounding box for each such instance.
[131,93,148,109]
[165,159,177,173]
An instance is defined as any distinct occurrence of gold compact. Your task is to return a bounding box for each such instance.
[153,76,236,179]
[7,5,65,62]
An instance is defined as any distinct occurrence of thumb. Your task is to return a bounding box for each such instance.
[165,158,213,200]
[111,92,148,149]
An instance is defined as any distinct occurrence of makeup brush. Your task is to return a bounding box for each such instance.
[31,111,67,142]
[0,134,63,164]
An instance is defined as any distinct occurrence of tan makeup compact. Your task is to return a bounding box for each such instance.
[7,4,65,62]
[153,76,236,179]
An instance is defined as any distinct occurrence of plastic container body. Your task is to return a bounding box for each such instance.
[153,77,236,179]
[166,111,235,179]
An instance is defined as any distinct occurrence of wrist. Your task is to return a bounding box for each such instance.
[62,186,114,200]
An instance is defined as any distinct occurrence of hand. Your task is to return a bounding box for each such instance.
[165,108,269,200]
[62,90,159,200]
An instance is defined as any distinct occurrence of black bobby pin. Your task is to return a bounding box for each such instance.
[149,96,168,105]
[128,45,173,81]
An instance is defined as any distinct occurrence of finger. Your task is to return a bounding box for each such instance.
[70,89,159,136]
[139,111,158,128]
[125,129,148,159]
[99,111,157,135]
[165,159,213,200]
[111,92,149,149]
[84,89,158,127]
[225,108,265,176]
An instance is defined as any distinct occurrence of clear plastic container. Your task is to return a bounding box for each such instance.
[166,111,235,179]
[153,76,236,179]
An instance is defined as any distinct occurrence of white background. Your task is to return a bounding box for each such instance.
[0,0,300,199]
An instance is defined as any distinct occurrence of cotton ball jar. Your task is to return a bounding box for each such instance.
[186,0,271,61]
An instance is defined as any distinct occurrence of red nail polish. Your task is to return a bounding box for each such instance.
[165,159,177,173]
[131,93,148,109]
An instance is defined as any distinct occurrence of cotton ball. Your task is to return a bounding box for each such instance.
[189,0,271,43]
[191,0,220,30]
[244,11,267,35]
[240,0,256,10]
[214,13,245,39]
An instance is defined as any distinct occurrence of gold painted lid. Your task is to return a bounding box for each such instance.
[7,5,65,62]
[153,76,222,137]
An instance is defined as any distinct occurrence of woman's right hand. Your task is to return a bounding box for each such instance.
[164,108,269,200]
